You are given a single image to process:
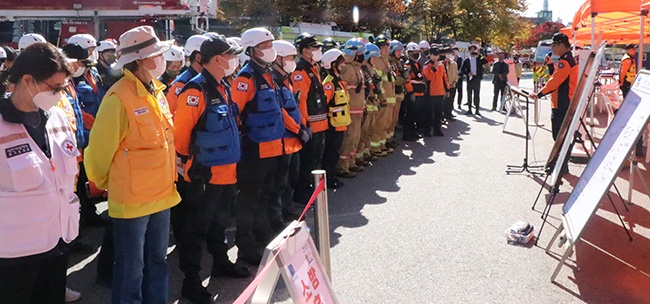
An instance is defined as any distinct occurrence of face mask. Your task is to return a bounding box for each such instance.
[439,55,446,61]
[71,66,86,78]
[103,53,116,65]
[89,50,99,62]
[471,52,478,57]
[260,48,277,64]
[355,54,364,63]
[311,49,323,62]
[166,69,180,78]
[29,80,62,111]
[283,59,297,73]
[225,57,239,76]
[410,53,420,61]
[148,56,167,79]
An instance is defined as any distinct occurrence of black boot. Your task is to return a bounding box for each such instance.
[181,277,212,304]
[211,261,251,278]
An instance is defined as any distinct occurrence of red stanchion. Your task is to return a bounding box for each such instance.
[232,179,325,304]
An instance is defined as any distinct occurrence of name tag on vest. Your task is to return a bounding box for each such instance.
[5,143,32,158]
[134,107,149,116]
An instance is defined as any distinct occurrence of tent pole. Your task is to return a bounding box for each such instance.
[640,10,647,71]
[591,13,596,47]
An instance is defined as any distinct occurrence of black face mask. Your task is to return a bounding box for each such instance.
[439,55,446,61]
[471,52,479,56]
[355,54,364,63]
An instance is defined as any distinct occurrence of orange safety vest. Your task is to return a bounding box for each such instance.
[106,77,177,206]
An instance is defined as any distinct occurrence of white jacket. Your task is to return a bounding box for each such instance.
[0,107,79,258]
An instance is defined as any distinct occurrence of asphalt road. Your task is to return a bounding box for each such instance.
[67,72,650,303]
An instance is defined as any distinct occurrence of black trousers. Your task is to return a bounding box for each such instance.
[551,107,568,141]
[456,79,463,106]
[267,152,299,229]
[96,222,114,281]
[403,94,421,138]
[294,131,326,204]
[466,77,481,111]
[417,96,434,135]
[493,82,507,110]
[236,156,278,253]
[444,89,456,118]
[621,82,631,99]
[0,242,69,304]
[323,127,344,178]
[179,182,236,278]
[431,95,444,133]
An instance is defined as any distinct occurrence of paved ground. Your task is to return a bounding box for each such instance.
[66,72,650,303]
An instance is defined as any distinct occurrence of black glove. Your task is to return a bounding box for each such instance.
[355,81,363,94]
[297,126,312,144]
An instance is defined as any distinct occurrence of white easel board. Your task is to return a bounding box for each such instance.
[250,221,339,304]
[548,42,607,187]
[548,70,650,281]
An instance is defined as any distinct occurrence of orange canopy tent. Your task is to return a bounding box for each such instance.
[566,0,647,45]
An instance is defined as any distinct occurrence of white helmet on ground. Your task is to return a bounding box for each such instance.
[163,45,184,62]
[184,35,209,57]
[406,42,420,52]
[240,28,275,49]
[97,40,117,53]
[272,40,297,57]
[418,40,430,50]
[19,33,47,51]
[321,49,344,69]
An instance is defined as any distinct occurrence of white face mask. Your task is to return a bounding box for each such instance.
[260,48,277,64]
[29,80,62,111]
[311,49,323,62]
[283,59,296,73]
[148,56,167,79]
[225,57,238,76]
[71,66,86,78]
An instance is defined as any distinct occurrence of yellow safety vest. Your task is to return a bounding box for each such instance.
[323,75,352,127]
[107,76,177,207]
[622,54,637,84]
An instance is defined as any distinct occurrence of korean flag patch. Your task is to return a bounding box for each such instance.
[175,87,182,96]
[186,95,200,107]
[237,82,249,92]
[293,74,303,82]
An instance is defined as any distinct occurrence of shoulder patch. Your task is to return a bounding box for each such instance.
[186,95,200,107]
[174,86,182,96]
[324,83,333,90]
[558,62,565,69]
[293,74,303,81]
[60,138,77,157]
[237,82,249,92]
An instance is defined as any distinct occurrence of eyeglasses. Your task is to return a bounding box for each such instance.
[40,80,66,95]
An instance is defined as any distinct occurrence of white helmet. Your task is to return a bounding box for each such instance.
[228,37,242,47]
[97,40,117,53]
[321,49,344,69]
[241,28,274,49]
[19,33,47,51]
[272,40,297,57]
[227,37,241,49]
[418,40,430,50]
[184,35,209,57]
[406,42,420,52]
[163,45,184,62]
[68,34,98,49]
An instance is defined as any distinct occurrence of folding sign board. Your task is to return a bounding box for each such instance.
[250,221,339,304]
[547,70,650,281]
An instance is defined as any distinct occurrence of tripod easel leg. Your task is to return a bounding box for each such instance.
[606,192,633,241]
[532,174,550,210]
[536,188,558,245]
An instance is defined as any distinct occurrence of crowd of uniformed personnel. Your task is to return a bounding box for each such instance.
[0,24,503,304]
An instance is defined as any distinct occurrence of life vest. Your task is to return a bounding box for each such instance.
[406,60,427,93]
[185,72,241,166]
[277,79,302,138]
[74,69,104,118]
[622,54,637,84]
[63,82,86,148]
[323,74,352,127]
[171,67,197,88]
[105,73,177,206]
[0,107,79,258]
[296,59,329,123]
[238,64,285,143]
